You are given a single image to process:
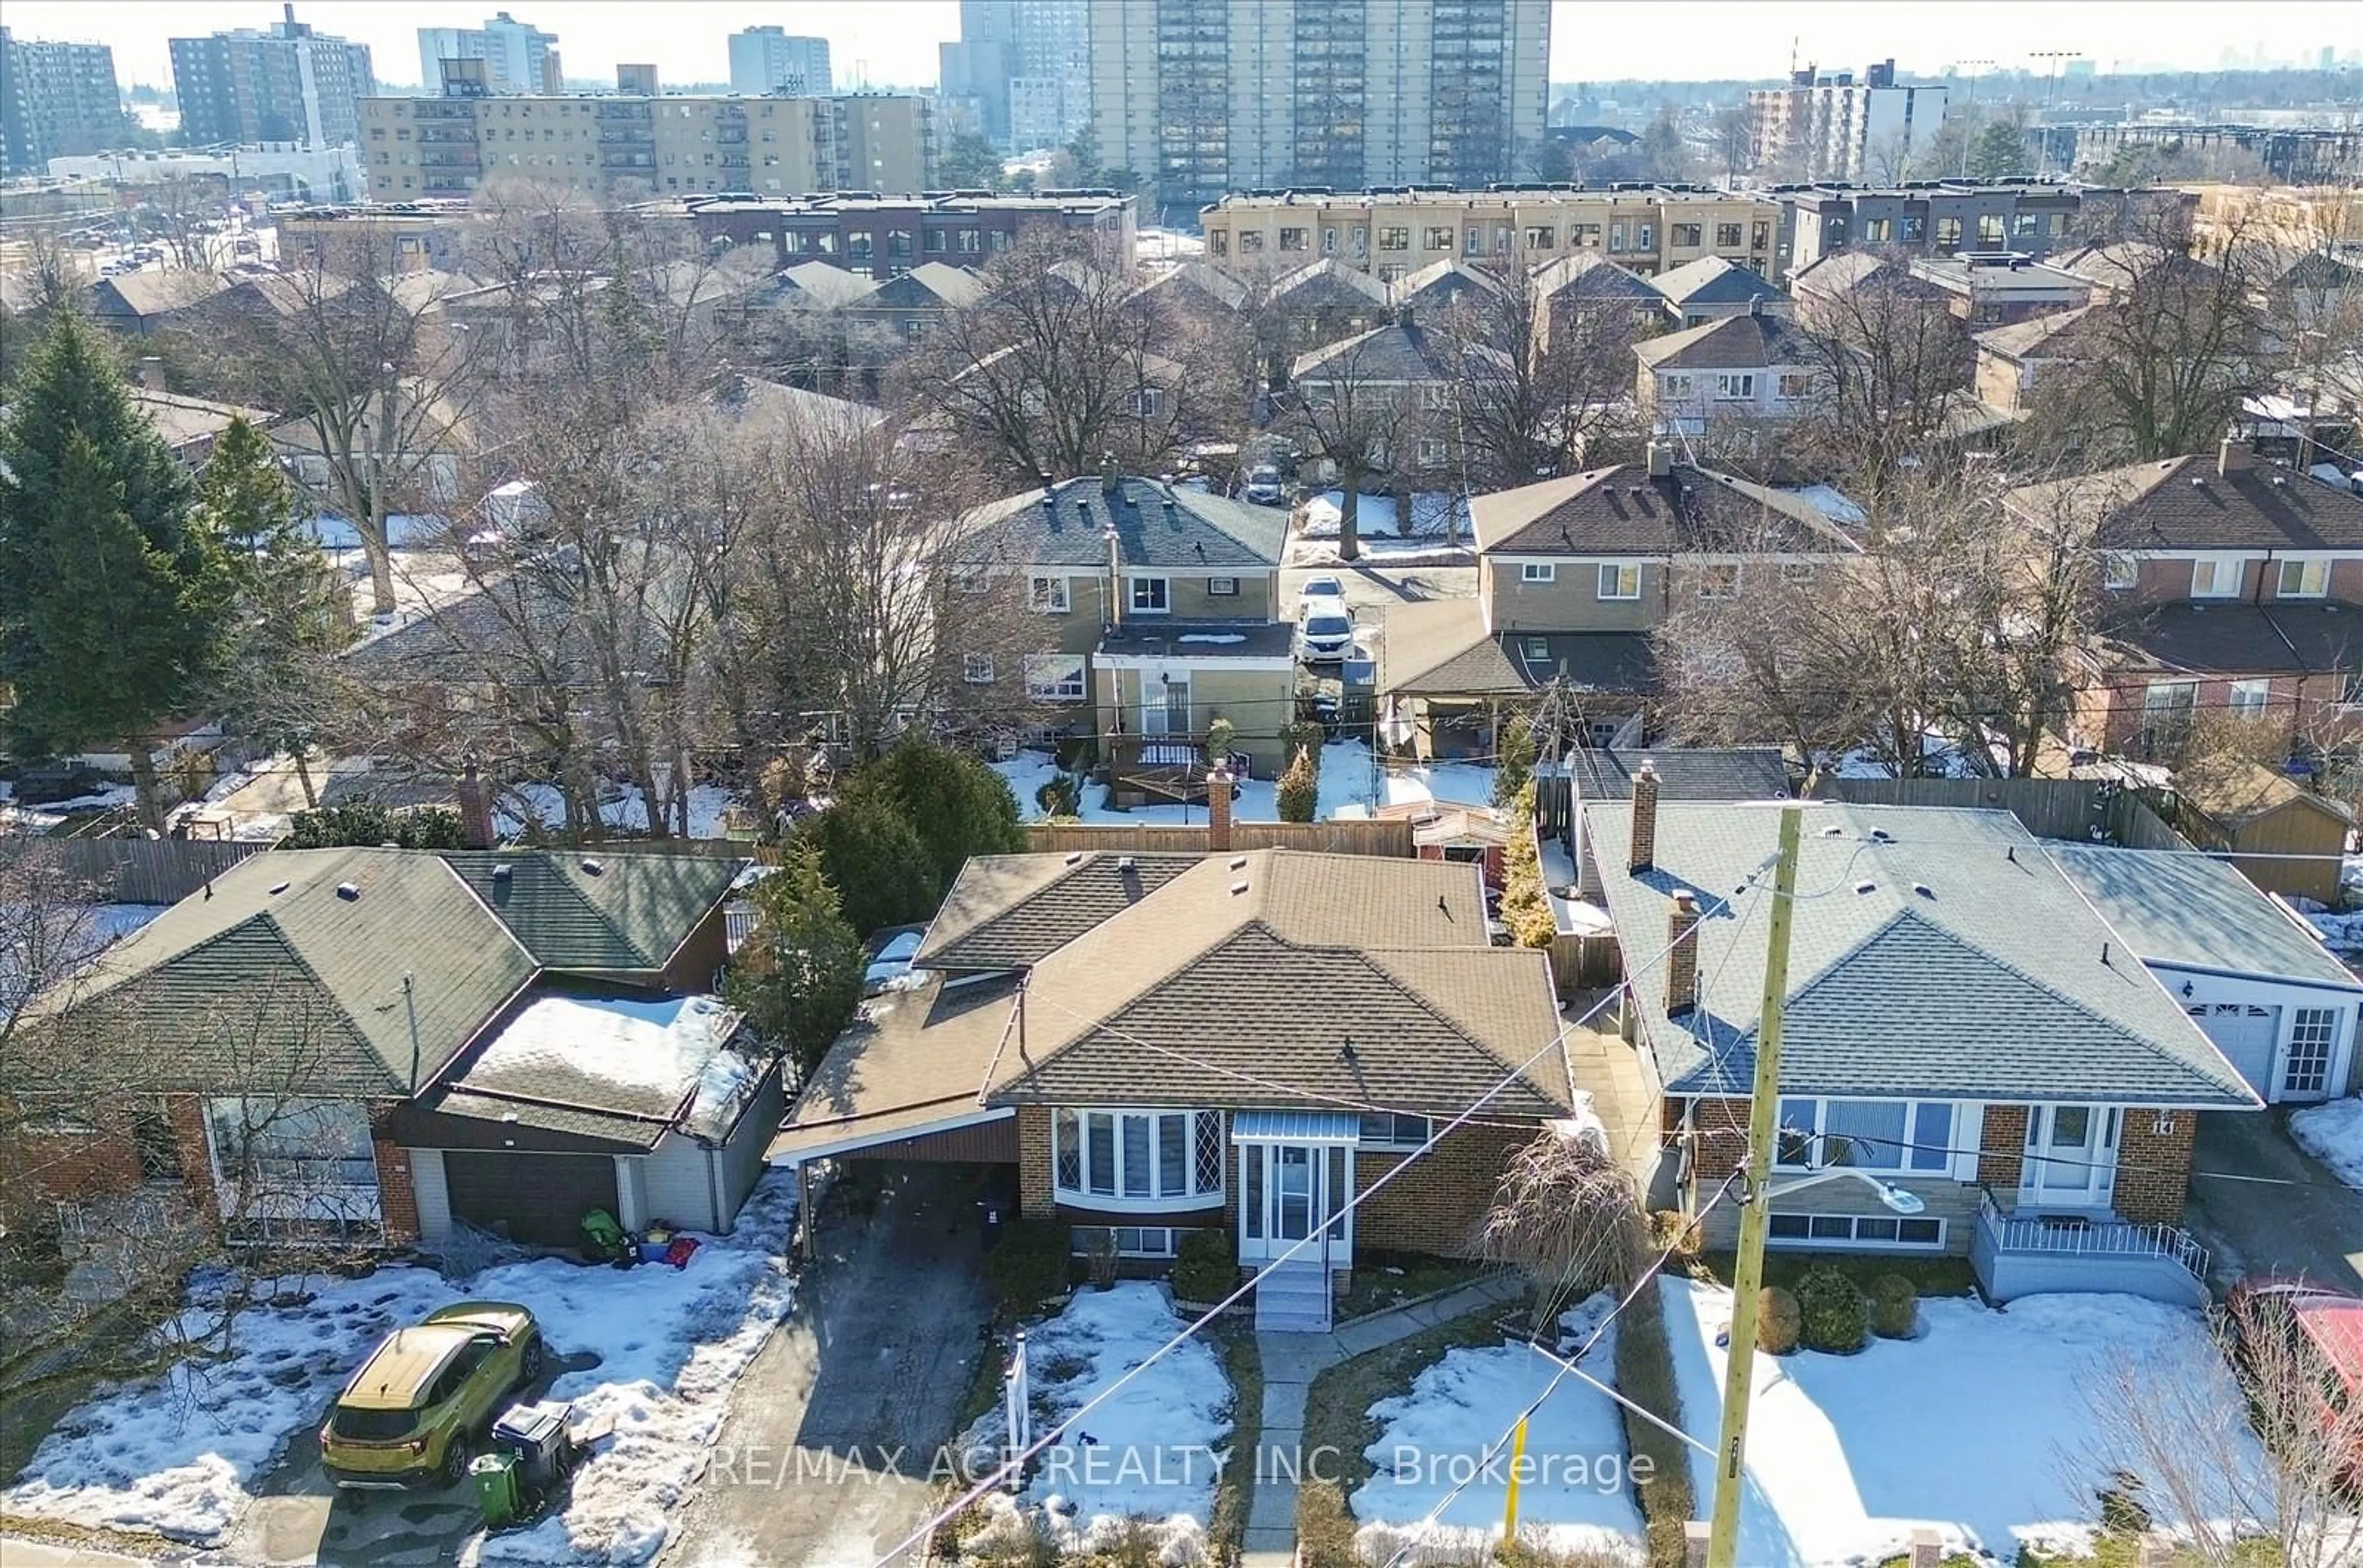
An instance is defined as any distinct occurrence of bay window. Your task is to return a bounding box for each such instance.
[1053,1109,1225,1206]
[204,1097,379,1218]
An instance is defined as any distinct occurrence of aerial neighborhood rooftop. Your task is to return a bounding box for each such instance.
[3,6,2363,1568]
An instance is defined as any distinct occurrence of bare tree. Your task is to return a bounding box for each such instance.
[1474,1127,1642,1338]
[1281,330,1444,561]
[1427,261,1650,489]
[1789,252,1974,503]
[2077,1292,2363,1568]
[895,236,1195,484]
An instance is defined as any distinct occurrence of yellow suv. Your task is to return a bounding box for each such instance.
[321,1302,543,1489]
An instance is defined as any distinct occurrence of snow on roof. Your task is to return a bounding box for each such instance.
[466,992,757,1136]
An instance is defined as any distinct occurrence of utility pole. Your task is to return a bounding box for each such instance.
[2030,52,2075,177]
[1704,804,1804,1568]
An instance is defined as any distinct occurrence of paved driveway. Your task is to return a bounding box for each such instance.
[2186,1109,2363,1294]
[665,1164,997,1568]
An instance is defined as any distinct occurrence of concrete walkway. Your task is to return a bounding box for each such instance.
[1241,1273,1525,1560]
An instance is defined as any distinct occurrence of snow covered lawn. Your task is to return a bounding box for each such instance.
[6,1175,800,1563]
[1662,1279,2243,1566]
[1351,1293,1643,1562]
[496,781,746,842]
[969,1282,1231,1559]
[1381,759,1498,811]
[2291,1095,2363,1190]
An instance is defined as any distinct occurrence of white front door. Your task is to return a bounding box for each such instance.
[1237,1142,1353,1265]
[2280,1006,2340,1102]
[1143,671,1192,738]
[2020,1104,2120,1212]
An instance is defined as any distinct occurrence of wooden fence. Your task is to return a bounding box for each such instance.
[1022,818,1416,858]
[42,837,277,905]
[1806,776,2192,850]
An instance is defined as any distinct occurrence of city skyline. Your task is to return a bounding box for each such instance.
[0,0,2346,95]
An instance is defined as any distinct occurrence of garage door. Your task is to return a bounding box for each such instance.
[444,1151,620,1247]
[2191,1003,2277,1097]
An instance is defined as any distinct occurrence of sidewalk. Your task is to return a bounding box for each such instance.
[1240,1273,1524,1558]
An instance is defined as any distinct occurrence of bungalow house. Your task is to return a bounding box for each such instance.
[82,269,233,337]
[2167,753,2352,907]
[1377,450,1858,759]
[1578,790,2260,1305]
[1633,308,1820,438]
[2051,844,2363,1102]
[1648,255,1789,328]
[12,846,776,1250]
[1260,258,1393,366]
[1532,252,1664,351]
[2007,439,2363,761]
[949,463,1292,790]
[128,386,282,466]
[768,841,1570,1328]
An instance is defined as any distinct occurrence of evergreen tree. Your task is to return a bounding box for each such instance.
[1967,121,2033,180]
[938,132,1010,192]
[198,415,346,807]
[725,840,866,1081]
[845,734,1025,887]
[0,313,225,825]
[1493,713,1538,807]
[1276,745,1318,823]
[794,796,942,937]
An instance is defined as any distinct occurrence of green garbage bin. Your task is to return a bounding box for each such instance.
[470,1450,519,1527]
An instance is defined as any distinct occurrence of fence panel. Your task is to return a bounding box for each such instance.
[42,838,276,905]
[1020,820,1415,858]
[1809,776,2192,850]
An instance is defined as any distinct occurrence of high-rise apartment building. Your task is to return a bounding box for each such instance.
[1746,60,1949,182]
[727,28,833,97]
[940,2,1089,153]
[418,12,562,97]
[1088,0,1552,219]
[170,4,374,149]
[0,28,128,175]
[361,90,932,198]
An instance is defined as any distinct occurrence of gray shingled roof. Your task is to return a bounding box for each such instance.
[1533,253,1661,303]
[920,852,1204,970]
[1633,312,1811,372]
[439,850,742,972]
[1469,463,1855,556]
[1570,746,1791,802]
[1651,256,1786,310]
[1583,800,2259,1106]
[2048,846,2362,993]
[956,475,1287,571]
[1292,322,1454,385]
[2014,456,2363,553]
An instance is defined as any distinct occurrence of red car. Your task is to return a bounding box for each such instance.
[2227,1276,2363,1486]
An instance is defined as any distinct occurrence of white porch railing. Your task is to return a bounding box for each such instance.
[1975,1191,2209,1283]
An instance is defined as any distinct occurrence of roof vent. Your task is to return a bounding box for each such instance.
[335,882,361,900]
[267,881,290,895]
[2189,476,2205,487]
[1819,824,1844,837]
[580,857,604,875]
[1116,855,1136,871]
[1869,828,1894,843]
[492,863,512,881]
[1853,879,1876,895]
[1229,855,1249,870]
[1230,879,1250,895]
[1911,882,1935,898]
[1064,850,1085,865]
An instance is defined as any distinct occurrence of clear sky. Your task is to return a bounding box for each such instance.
[2,0,2346,93]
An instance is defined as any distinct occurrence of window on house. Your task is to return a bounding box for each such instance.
[1277,226,1307,252]
[1205,576,1239,596]
[1132,387,1167,416]
[1357,1113,1431,1149]
[1753,220,1772,249]
[2014,212,2041,238]
[1130,577,1170,614]
[1714,373,1757,400]
[1934,216,1962,250]
[951,566,991,596]
[1051,1110,1225,1204]
[1210,231,1229,257]
[204,1098,377,1198]
[1697,563,1740,598]
[1661,374,1694,399]
[1029,575,1070,613]
[1900,215,1927,242]
[1523,636,1551,659]
[2103,554,2138,590]
[1863,217,1893,242]
[1607,222,1626,252]
[1465,226,1485,255]
[1571,222,1600,248]
[1378,226,1410,251]
[1425,226,1454,251]
[1321,228,1340,254]
[1635,223,1655,250]
[1524,225,1557,249]
[1521,562,1556,583]
[2192,558,2244,598]
[2279,558,2330,598]
[1976,214,2005,247]
[1767,1212,1946,1248]
[2145,679,2199,729]
[1780,562,1816,583]
[2286,1008,2338,1097]
[1775,372,1813,399]
[962,653,995,684]
[1671,222,1702,247]
[1716,222,1744,247]
[1417,437,1447,466]
[1239,230,1263,252]
[2228,679,2269,717]
[1024,653,1087,702]
[1420,384,1449,411]
[1774,1097,1953,1173]
[1598,563,1641,600]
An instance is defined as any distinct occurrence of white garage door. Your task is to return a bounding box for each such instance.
[2192,1003,2277,1096]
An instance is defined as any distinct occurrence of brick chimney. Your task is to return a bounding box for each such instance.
[1207,763,1234,852]
[1666,890,1702,1015]
[456,754,495,849]
[1628,759,1660,873]
[2218,436,2252,477]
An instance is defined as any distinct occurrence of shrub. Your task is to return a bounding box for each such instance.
[1647,1209,1701,1260]
[1794,1265,1869,1354]
[1279,719,1327,769]
[1296,1481,1359,1568]
[1172,1229,1236,1304]
[1082,1227,1119,1288]
[1053,732,1097,772]
[1756,1286,1802,1354]
[286,798,465,850]
[1494,712,1538,806]
[1036,774,1080,818]
[1612,1271,1694,1566]
[1868,1273,1919,1339]
[1498,781,1556,948]
[985,1219,1070,1319]
[845,733,1025,887]
[1276,745,1317,822]
[1204,716,1236,764]
[794,797,942,937]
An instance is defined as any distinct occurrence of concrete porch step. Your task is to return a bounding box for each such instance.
[1254,1260,1333,1333]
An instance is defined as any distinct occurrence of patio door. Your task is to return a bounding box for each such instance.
[2019,1105,2119,1212]
[1143,671,1192,738]
[1236,1142,1353,1266]
[2280,1007,2338,1102]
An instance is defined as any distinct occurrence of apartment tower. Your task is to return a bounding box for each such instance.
[170,4,375,148]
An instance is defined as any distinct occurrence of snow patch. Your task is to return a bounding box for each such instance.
[2291,1095,2363,1190]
